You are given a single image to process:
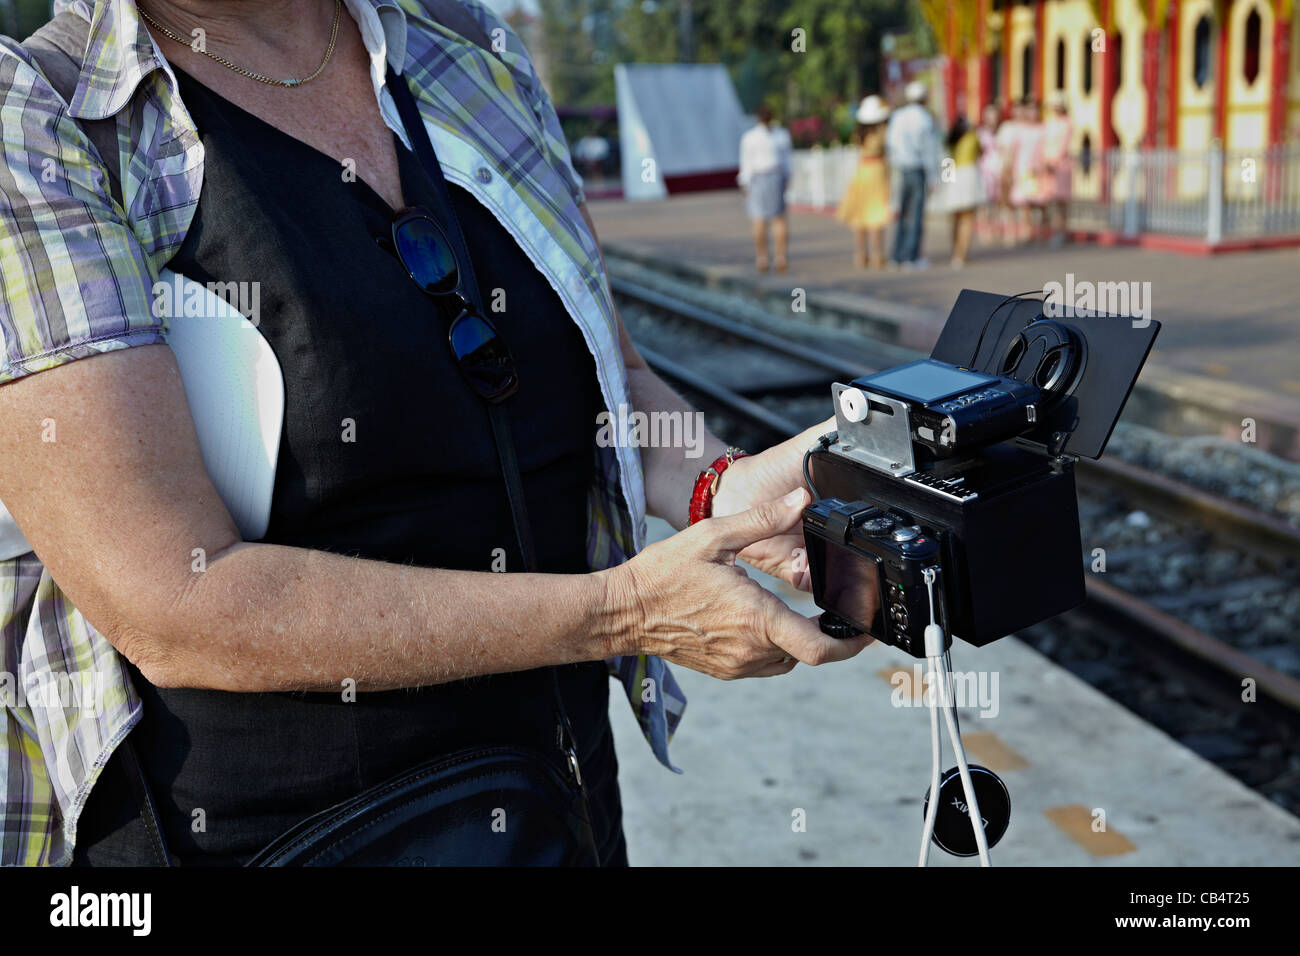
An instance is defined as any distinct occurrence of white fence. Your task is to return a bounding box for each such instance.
[788,143,1300,244]
[786,145,862,212]
[1072,143,1300,243]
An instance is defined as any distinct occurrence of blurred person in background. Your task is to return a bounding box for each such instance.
[993,100,1023,245]
[737,104,793,272]
[944,115,984,268]
[976,104,1006,243]
[573,130,611,183]
[885,80,941,269]
[835,94,892,269]
[1041,92,1073,247]
[1007,98,1047,244]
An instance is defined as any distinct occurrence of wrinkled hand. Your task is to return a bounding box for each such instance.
[710,422,834,591]
[608,490,871,679]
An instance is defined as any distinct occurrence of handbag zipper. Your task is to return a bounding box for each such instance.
[556,720,583,788]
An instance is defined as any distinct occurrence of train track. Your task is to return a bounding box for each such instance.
[614,277,1300,806]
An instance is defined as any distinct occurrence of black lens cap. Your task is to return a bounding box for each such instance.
[922,764,1011,856]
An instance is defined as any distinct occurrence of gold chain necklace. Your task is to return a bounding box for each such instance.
[138,0,342,88]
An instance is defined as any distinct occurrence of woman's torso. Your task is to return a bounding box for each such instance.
[1042,116,1073,163]
[84,64,613,864]
[952,130,980,167]
[742,124,788,177]
[858,124,886,161]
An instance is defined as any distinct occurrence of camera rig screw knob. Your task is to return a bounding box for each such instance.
[839,387,870,423]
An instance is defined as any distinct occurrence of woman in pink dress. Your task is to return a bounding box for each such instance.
[1040,93,1073,246]
[1008,99,1047,243]
[993,104,1024,245]
[976,104,1005,243]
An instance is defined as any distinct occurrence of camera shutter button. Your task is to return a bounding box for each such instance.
[891,527,919,542]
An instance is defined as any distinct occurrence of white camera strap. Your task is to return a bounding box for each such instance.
[918,566,992,867]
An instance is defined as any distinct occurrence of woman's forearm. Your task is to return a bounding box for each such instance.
[578,200,727,529]
[626,363,726,530]
[139,541,624,693]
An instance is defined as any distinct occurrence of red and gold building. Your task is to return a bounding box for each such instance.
[923,0,1296,153]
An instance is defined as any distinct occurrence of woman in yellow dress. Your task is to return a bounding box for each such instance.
[945,116,986,267]
[836,95,892,269]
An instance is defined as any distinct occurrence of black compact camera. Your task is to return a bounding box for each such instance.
[802,290,1160,657]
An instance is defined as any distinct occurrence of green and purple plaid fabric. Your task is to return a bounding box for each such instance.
[0,0,683,866]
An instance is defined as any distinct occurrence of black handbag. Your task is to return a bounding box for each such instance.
[244,746,597,867]
[109,69,601,868]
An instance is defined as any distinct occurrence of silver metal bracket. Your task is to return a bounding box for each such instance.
[830,382,916,477]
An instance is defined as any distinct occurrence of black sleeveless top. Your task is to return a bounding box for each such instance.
[109,67,612,863]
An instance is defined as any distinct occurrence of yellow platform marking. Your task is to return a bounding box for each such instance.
[1281,381,1300,395]
[1044,805,1138,857]
[878,666,925,701]
[960,732,1030,772]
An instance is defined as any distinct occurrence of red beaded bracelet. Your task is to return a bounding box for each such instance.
[688,447,749,524]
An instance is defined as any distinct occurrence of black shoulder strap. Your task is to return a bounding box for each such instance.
[389,70,588,788]
[388,66,537,574]
[22,9,124,207]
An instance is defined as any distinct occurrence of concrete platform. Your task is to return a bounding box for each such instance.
[590,192,1300,459]
[606,517,1300,866]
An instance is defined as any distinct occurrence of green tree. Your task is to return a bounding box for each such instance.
[535,0,911,129]
[540,0,620,106]
[1,0,54,39]
[777,0,910,111]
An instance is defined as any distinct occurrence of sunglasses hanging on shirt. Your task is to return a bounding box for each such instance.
[386,206,519,403]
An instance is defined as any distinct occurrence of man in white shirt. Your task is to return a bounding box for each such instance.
[737,105,793,272]
[885,81,942,268]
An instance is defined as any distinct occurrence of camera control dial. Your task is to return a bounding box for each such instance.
[861,516,896,536]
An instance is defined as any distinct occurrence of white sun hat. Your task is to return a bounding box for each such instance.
[855,94,891,125]
[905,80,928,103]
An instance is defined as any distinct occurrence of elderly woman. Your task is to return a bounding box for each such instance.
[0,0,868,867]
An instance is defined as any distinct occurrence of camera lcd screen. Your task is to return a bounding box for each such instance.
[858,359,997,405]
[820,546,885,637]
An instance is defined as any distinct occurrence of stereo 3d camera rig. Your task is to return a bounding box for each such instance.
[800,289,1160,864]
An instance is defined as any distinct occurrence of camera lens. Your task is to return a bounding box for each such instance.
[1035,350,1063,389]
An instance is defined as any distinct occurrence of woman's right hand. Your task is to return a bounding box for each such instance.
[602,489,873,680]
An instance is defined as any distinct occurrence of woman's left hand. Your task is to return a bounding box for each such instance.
[710,419,835,591]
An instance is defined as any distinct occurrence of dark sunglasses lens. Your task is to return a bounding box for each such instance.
[394,217,458,294]
[450,313,517,399]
